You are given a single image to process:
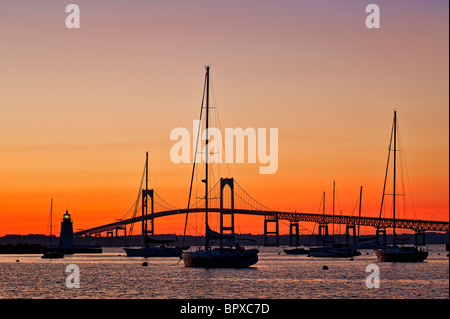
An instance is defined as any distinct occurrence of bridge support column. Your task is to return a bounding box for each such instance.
[345,224,357,246]
[106,230,114,237]
[289,222,299,246]
[264,215,279,247]
[414,230,426,246]
[376,228,387,246]
[318,223,329,245]
[115,226,126,237]
[220,178,235,245]
[142,189,154,246]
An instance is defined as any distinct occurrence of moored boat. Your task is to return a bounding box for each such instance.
[374,111,428,262]
[284,247,310,255]
[181,65,259,268]
[42,199,65,259]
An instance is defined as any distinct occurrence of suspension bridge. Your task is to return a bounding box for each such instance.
[73,177,449,246]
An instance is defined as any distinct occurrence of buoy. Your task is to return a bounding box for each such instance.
[322,265,329,270]
[16,259,20,262]
[142,262,148,266]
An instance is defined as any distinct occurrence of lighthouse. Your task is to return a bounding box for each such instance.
[54,210,102,254]
[59,210,74,248]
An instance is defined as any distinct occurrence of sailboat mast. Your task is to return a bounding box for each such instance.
[204,65,210,250]
[142,152,149,247]
[393,110,397,243]
[376,112,395,242]
[323,192,325,215]
[358,186,362,240]
[332,181,335,242]
[50,198,53,247]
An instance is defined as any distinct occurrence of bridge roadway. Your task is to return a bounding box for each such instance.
[73,208,449,237]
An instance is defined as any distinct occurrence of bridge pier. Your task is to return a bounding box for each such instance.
[142,189,154,244]
[264,215,279,247]
[289,222,300,246]
[345,224,357,246]
[414,230,426,246]
[220,178,235,244]
[318,223,329,245]
[376,228,387,246]
[115,226,126,237]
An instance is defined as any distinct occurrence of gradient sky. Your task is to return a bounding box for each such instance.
[0,1,448,236]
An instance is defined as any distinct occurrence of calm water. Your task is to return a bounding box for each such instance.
[0,245,448,299]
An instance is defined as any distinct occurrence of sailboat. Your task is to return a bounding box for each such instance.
[124,153,184,257]
[181,65,259,268]
[308,182,360,258]
[42,199,65,259]
[284,247,310,255]
[375,110,428,262]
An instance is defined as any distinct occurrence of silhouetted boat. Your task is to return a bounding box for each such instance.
[124,153,187,257]
[42,251,64,259]
[181,65,259,268]
[124,234,183,257]
[41,199,64,259]
[308,246,360,258]
[374,111,428,262]
[125,245,182,257]
[308,182,360,258]
[375,245,428,262]
[284,247,310,255]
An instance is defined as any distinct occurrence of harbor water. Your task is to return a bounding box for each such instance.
[0,245,448,299]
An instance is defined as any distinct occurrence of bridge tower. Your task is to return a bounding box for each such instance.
[220,178,235,240]
[289,222,300,246]
[142,189,154,246]
[264,214,279,246]
[376,228,387,246]
[414,230,426,246]
[142,151,154,247]
[318,223,329,245]
[345,224,357,246]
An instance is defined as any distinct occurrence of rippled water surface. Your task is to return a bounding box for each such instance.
[0,245,448,299]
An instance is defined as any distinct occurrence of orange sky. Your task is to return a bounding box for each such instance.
[0,1,448,236]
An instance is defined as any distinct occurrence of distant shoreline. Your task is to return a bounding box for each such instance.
[1,232,448,248]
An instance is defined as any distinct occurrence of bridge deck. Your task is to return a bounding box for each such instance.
[74,208,449,237]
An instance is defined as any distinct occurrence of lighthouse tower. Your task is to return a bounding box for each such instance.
[59,210,74,248]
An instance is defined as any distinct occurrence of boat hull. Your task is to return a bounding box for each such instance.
[308,247,360,258]
[125,247,182,257]
[182,248,259,268]
[45,247,102,254]
[41,251,65,259]
[284,248,310,255]
[375,247,428,262]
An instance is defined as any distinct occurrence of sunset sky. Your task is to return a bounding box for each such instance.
[0,1,448,236]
